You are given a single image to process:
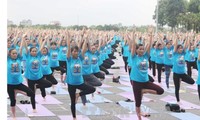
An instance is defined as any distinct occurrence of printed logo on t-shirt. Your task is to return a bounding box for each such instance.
[159,50,164,58]
[52,52,58,60]
[62,47,67,54]
[91,57,97,64]
[11,62,20,74]
[139,59,148,72]
[168,50,173,59]
[190,52,195,61]
[42,56,48,65]
[73,64,81,76]
[83,56,90,66]
[178,55,185,66]
[31,60,39,71]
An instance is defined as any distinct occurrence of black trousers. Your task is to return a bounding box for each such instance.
[173,73,195,102]
[27,78,52,109]
[7,84,35,107]
[156,63,164,83]
[68,83,95,118]
[122,56,128,72]
[186,61,197,77]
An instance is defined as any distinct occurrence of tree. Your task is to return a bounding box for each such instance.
[188,0,200,13]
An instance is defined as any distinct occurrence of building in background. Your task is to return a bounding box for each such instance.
[20,19,32,26]
[49,21,61,26]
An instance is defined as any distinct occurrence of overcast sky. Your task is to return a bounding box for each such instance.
[8,0,157,26]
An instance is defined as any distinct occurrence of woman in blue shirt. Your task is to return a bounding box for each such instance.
[172,37,195,103]
[130,30,164,120]
[185,42,197,77]
[40,37,58,94]
[24,35,52,113]
[66,32,95,120]
[197,48,200,101]
[163,40,173,88]
[7,36,35,120]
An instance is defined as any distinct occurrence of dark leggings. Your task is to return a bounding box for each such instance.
[100,65,109,74]
[59,61,67,73]
[40,74,58,93]
[198,85,200,101]
[104,59,114,66]
[131,80,164,107]
[186,61,197,77]
[173,73,195,102]
[151,61,156,77]
[68,83,95,118]
[51,66,66,75]
[27,78,52,109]
[108,52,116,59]
[165,65,172,88]
[7,84,35,108]
[122,56,128,72]
[94,72,105,79]
[156,63,164,83]
[101,62,111,69]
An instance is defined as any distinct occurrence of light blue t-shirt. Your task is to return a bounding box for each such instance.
[24,52,43,80]
[66,56,84,85]
[130,52,149,82]
[150,48,156,61]
[197,60,200,85]
[155,49,164,64]
[82,51,93,75]
[91,51,100,73]
[39,52,52,75]
[164,46,173,65]
[172,51,186,74]
[50,48,59,67]
[185,49,196,62]
[127,50,132,67]
[123,45,129,57]
[7,55,23,85]
[58,46,67,61]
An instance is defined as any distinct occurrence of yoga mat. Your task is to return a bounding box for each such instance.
[120,75,130,82]
[105,75,113,79]
[118,92,153,102]
[58,115,90,120]
[118,87,132,92]
[119,80,131,87]
[46,86,68,95]
[76,103,109,115]
[17,104,56,116]
[7,117,31,120]
[35,95,62,104]
[116,114,150,120]
[100,84,112,88]
[192,92,198,95]
[160,95,200,109]
[86,94,113,103]
[170,113,200,120]
[187,85,197,90]
[96,88,113,94]
[117,101,157,113]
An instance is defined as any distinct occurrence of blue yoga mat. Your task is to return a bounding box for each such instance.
[170,113,200,120]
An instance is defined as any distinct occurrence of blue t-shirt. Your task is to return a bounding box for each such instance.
[98,50,103,65]
[164,46,173,65]
[195,48,199,58]
[58,46,67,61]
[185,49,196,62]
[7,55,23,85]
[66,56,84,85]
[150,48,156,61]
[127,51,132,67]
[197,60,200,85]
[91,51,100,73]
[130,52,149,82]
[24,52,43,80]
[172,51,186,74]
[155,49,164,64]
[50,48,59,67]
[82,51,93,75]
[123,45,129,57]
[39,52,52,75]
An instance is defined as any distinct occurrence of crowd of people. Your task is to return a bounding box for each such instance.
[7,27,200,120]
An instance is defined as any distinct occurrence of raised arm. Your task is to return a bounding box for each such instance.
[81,35,89,58]
[146,27,153,55]
[66,31,71,58]
[23,34,29,54]
[19,35,24,57]
[131,31,136,56]
[174,34,179,52]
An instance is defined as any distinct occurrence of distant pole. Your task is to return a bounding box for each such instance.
[156,0,159,38]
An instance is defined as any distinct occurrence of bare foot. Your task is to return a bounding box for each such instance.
[12,117,16,120]
[43,97,46,101]
[75,93,80,103]
[32,109,37,113]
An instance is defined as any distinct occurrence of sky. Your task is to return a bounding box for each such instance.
[7,0,157,26]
